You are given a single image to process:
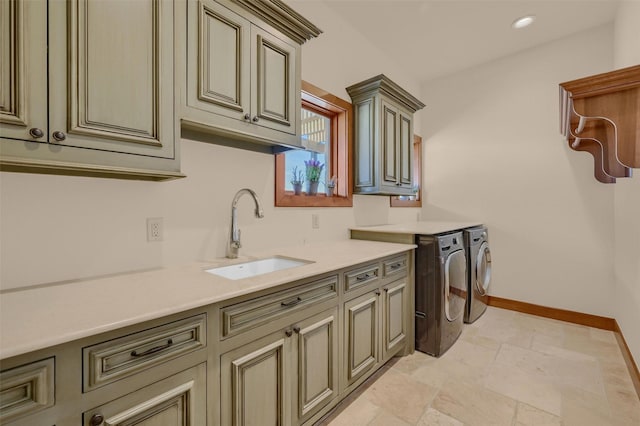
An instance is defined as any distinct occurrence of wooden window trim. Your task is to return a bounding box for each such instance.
[275,81,353,207]
[390,135,423,207]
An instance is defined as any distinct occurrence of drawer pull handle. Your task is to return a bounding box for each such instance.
[131,339,173,357]
[390,263,403,270]
[281,297,302,308]
[356,273,374,281]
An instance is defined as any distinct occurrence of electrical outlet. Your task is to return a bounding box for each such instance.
[147,217,163,242]
[312,214,320,229]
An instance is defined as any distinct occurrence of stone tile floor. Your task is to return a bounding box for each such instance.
[321,307,640,426]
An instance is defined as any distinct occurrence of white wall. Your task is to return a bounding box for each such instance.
[420,25,616,317]
[613,0,640,369]
[0,2,421,290]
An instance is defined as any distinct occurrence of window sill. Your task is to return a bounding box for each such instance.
[390,196,422,208]
[276,191,353,207]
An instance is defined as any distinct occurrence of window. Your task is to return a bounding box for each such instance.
[390,135,423,207]
[275,81,352,207]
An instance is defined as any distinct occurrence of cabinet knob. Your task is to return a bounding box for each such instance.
[89,413,104,426]
[293,326,301,334]
[375,290,381,296]
[252,116,259,122]
[244,113,250,120]
[29,128,44,139]
[285,328,293,337]
[52,131,66,142]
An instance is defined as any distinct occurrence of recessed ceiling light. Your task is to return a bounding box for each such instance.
[512,15,536,29]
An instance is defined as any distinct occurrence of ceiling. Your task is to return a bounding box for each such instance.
[297,0,621,83]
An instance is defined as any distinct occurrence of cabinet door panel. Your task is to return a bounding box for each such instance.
[354,98,375,189]
[252,26,297,135]
[197,0,250,118]
[0,0,47,141]
[399,112,412,186]
[383,279,407,360]
[221,333,288,426]
[344,292,378,387]
[49,0,174,158]
[83,363,206,426]
[296,309,338,422]
[381,100,398,185]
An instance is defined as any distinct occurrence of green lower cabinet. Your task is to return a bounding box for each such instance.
[382,278,408,361]
[220,330,289,426]
[343,290,380,389]
[83,363,207,426]
[294,308,339,424]
[219,308,339,426]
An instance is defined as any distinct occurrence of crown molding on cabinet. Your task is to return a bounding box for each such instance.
[346,74,426,113]
[230,0,322,44]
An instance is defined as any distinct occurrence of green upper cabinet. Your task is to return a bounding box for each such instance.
[0,0,183,181]
[347,75,425,195]
[180,0,321,151]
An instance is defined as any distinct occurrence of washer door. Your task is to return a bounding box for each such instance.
[475,242,492,296]
[444,249,467,322]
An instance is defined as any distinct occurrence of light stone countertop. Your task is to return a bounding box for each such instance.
[350,220,483,235]
[0,239,415,360]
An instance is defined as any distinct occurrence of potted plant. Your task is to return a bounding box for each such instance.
[304,159,324,196]
[326,175,337,196]
[290,166,304,195]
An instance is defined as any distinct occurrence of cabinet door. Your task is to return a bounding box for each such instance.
[83,363,206,426]
[251,25,298,135]
[220,330,290,426]
[382,279,407,361]
[48,0,175,159]
[191,0,251,122]
[380,98,399,187]
[354,97,376,190]
[294,308,338,424]
[398,110,413,188]
[344,291,379,388]
[0,0,47,142]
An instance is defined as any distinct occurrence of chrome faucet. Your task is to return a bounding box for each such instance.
[227,188,265,259]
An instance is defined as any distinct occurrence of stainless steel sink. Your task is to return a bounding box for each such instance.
[205,256,312,280]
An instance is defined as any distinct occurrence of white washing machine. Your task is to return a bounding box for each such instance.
[463,226,492,323]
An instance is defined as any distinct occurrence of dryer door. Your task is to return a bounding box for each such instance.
[444,249,467,322]
[475,242,492,296]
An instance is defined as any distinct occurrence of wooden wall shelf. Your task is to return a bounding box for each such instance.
[560,65,640,183]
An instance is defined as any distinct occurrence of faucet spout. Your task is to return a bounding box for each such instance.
[227,188,265,259]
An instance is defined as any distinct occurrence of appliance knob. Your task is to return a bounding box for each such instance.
[481,232,487,239]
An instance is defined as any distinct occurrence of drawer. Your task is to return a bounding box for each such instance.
[383,255,408,277]
[0,357,55,423]
[221,275,338,338]
[83,314,206,392]
[344,263,380,292]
